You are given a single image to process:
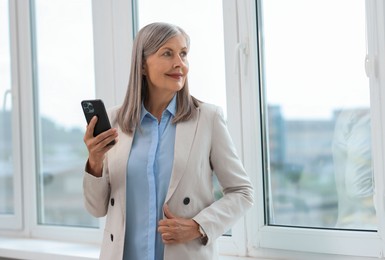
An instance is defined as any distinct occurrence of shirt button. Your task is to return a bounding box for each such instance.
[111,198,115,206]
[110,234,114,241]
[183,197,190,205]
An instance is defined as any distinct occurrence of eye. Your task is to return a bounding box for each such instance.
[180,51,188,58]
[162,51,172,57]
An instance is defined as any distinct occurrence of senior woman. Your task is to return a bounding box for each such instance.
[83,22,254,260]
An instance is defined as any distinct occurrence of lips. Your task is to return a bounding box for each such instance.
[166,73,184,80]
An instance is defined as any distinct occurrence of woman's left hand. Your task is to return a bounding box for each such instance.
[158,204,201,244]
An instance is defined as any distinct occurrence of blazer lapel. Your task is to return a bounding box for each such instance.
[165,107,200,203]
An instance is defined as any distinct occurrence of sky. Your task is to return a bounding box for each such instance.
[0,0,370,130]
[262,0,369,119]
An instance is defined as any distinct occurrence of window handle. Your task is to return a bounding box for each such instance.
[234,39,249,75]
[2,89,11,111]
[365,54,377,78]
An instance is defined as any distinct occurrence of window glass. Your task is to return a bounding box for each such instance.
[262,0,376,230]
[0,0,14,215]
[32,0,97,227]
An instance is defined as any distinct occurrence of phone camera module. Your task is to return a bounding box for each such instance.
[83,102,94,113]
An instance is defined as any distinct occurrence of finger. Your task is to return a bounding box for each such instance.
[85,116,98,137]
[163,204,177,219]
[99,138,117,152]
[96,127,115,138]
[158,219,168,227]
[92,128,117,145]
[161,233,176,244]
[86,132,117,160]
[158,226,170,236]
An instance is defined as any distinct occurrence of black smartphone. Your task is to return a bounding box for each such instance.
[81,99,115,146]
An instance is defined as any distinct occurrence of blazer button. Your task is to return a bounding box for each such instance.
[110,234,114,242]
[111,198,115,206]
[183,197,190,205]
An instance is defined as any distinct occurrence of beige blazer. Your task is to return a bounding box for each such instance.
[83,103,254,260]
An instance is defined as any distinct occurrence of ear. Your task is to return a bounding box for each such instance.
[142,63,147,76]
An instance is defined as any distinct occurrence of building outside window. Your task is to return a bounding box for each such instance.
[261,0,375,231]
[31,0,97,228]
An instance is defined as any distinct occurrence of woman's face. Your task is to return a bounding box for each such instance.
[143,34,189,97]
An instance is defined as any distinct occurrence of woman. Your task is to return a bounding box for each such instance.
[83,22,254,260]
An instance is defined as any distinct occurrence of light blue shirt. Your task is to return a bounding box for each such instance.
[123,95,176,260]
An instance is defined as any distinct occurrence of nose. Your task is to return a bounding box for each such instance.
[173,54,187,68]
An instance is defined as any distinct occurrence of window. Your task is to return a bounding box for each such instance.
[0,0,121,245]
[245,0,385,257]
[0,0,22,230]
[261,0,375,231]
[31,0,97,227]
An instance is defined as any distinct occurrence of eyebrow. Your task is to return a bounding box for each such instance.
[159,46,188,52]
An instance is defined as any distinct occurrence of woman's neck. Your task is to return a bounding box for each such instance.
[145,93,175,121]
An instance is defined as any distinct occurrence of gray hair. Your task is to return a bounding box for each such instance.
[117,22,200,134]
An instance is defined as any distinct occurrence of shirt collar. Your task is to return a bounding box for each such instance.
[166,94,177,116]
[140,94,177,122]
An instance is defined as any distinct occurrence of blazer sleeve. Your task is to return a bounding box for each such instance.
[83,107,121,218]
[83,154,111,218]
[193,106,254,245]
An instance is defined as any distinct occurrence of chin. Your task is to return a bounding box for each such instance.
[169,84,184,92]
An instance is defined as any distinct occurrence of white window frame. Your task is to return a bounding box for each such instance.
[216,0,261,256]
[0,0,23,231]
[0,0,134,243]
[223,0,385,258]
[16,0,102,243]
[92,0,134,106]
[27,0,134,243]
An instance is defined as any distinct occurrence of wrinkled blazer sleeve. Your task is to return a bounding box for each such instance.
[192,106,254,245]
[83,156,111,218]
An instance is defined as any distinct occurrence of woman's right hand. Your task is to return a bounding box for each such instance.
[83,116,118,177]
